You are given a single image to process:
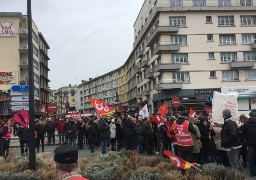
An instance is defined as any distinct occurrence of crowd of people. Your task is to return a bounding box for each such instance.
[0,108,256,177]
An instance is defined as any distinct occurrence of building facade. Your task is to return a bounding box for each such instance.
[54,84,78,115]
[0,12,51,115]
[77,0,256,114]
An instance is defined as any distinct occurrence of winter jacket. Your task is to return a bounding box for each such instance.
[77,121,86,138]
[35,124,45,137]
[221,117,241,149]
[115,123,123,141]
[122,118,136,137]
[242,116,256,148]
[57,120,66,133]
[198,123,216,155]
[87,121,98,144]
[98,118,110,140]
[137,122,145,143]
[16,126,29,142]
[45,121,56,133]
[109,123,116,139]
[192,124,201,153]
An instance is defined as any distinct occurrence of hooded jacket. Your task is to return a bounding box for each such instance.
[242,116,256,148]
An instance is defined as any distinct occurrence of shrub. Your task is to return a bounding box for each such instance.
[129,168,162,180]
[0,172,40,180]
[81,162,122,180]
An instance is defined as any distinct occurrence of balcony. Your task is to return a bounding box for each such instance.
[19,28,28,38]
[141,58,148,68]
[154,63,181,72]
[146,26,179,47]
[19,60,28,69]
[19,44,28,54]
[40,74,51,82]
[137,93,143,99]
[137,50,144,59]
[251,43,256,49]
[153,42,180,55]
[154,80,183,90]
[39,48,50,60]
[229,61,255,68]
[145,68,154,79]
[143,90,150,96]
[134,67,141,75]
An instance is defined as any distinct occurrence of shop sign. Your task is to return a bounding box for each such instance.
[0,72,15,84]
[221,87,256,95]
[0,20,16,37]
[195,88,221,101]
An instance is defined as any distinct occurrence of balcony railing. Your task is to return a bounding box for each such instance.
[134,67,141,75]
[154,63,181,72]
[141,58,149,68]
[154,79,183,90]
[251,43,256,49]
[153,42,180,55]
[19,28,28,38]
[136,50,144,59]
[19,44,28,53]
[143,89,150,96]
[19,60,28,69]
[145,68,154,79]
[229,61,255,68]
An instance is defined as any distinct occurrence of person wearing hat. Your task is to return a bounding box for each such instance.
[54,145,88,180]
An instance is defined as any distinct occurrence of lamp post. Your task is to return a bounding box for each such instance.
[27,0,36,170]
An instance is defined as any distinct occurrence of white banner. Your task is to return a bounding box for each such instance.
[212,91,239,124]
[139,104,149,118]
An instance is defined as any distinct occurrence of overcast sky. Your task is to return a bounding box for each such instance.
[0,0,144,90]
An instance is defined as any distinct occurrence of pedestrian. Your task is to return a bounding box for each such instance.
[242,109,256,177]
[66,118,78,147]
[0,119,11,157]
[144,117,154,155]
[136,116,145,154]
[237,114,248,168]
[45,117,56,145]
[172,112,196,175]
[115,118,123,151]
[87,118,98,153]
[109,118,116,151]
[54,145,89,180]
[221,109,243,172]
[35,119,45,153]
[15,123,29,156]
[77,119,86,149]
[98,115,110,154]
[57,118,66,144]
[122,115,137,150]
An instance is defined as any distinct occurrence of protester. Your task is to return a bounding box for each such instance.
[237,114,248,168]
[98,115,110,154]
[57,118,66,144]
[15,122,29,156]
[221,109,243,172]
[136,116,145,154]
[35,119,45,153]
[242,109,256,177]
[115,118,123,151]
[0,119,11,157]
[87,118,98,153]
[122,115,137,150]
[45,117,56,145]
[54,145,88,180]
[109,118,116,151]
[144,117,154,155]
[77,119,86,149]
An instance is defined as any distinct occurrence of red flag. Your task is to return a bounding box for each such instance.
[157,102,168,116]
[189,108,196,117]
[70,112,74,117]
[163,150,197,170]
[89,98,115,117]
[12,109,29,128]
[150,115,164,125]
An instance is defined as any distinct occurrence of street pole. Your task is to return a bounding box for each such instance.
[27,0,36,170]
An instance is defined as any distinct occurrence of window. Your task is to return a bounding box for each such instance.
[171,53,188,63]
[32,30,38,43]
[169,16,186,27]
[34,74,39,83]
[170,0,182,7]
[220,52,237,62]
[218,0,231,6]
[242,34,256,44]
[208,52,214,59]
[210,71,216,78]
[222,71,239,81]
[218,16,234,26]
[246,70,256,80]
[241,16,255,26]
[33,59,39,69]
[172,72,190,82]
[170,35,187,45]
[207,34,213,41]
[35,88,39,97]
[33,45,38,56]
[241,0,252,6]
[206,16,212,23]
[193,0,205,6]
[243,51,256,61]
[219,34,236,45]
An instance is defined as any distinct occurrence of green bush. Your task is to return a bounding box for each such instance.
[81,162,122,180]
[129,169,162,180]
[0,172,40,180]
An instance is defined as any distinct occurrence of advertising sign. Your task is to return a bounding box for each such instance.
[0,72,15,84]
[0,20,16,37]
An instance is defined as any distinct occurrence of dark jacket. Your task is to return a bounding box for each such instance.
[143,122,153,139]
[221,117,241,148]
[242,116,256,148]
[122,118,136,137]
[87,121,98,144]
[35,124,45,137]
[65,122,78,138]
[16,126,29,142]
[137,122,145,143]
[77,121,86,137]
[115,123,123,141]
[45,121,56,133]
[98,118,110,140]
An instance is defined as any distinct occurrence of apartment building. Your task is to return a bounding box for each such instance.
[54,84,78,115]
[0,12,51,114]
[77,0,256,114]
[133,0,256,113]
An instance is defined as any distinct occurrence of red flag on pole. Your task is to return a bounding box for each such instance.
[156,102,168,116]
[189,108,196,117]
[163,150,197,170]
[150,115,164,125]
[77,111,82,120]
[89,98,115,117]
[12,109,29,128]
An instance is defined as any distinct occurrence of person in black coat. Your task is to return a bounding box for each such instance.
[15,123,29,156]
[45,118,56,145]
[87,119,98,153]
[242,109,256,177]
[221,109,242,172]
[137,116,145,154]
[122,115,137,150]
[198,116,217,164]
[77,119,86,149]
[98,116,110,154]
[35,120,45,153]
[115,118,123,151]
